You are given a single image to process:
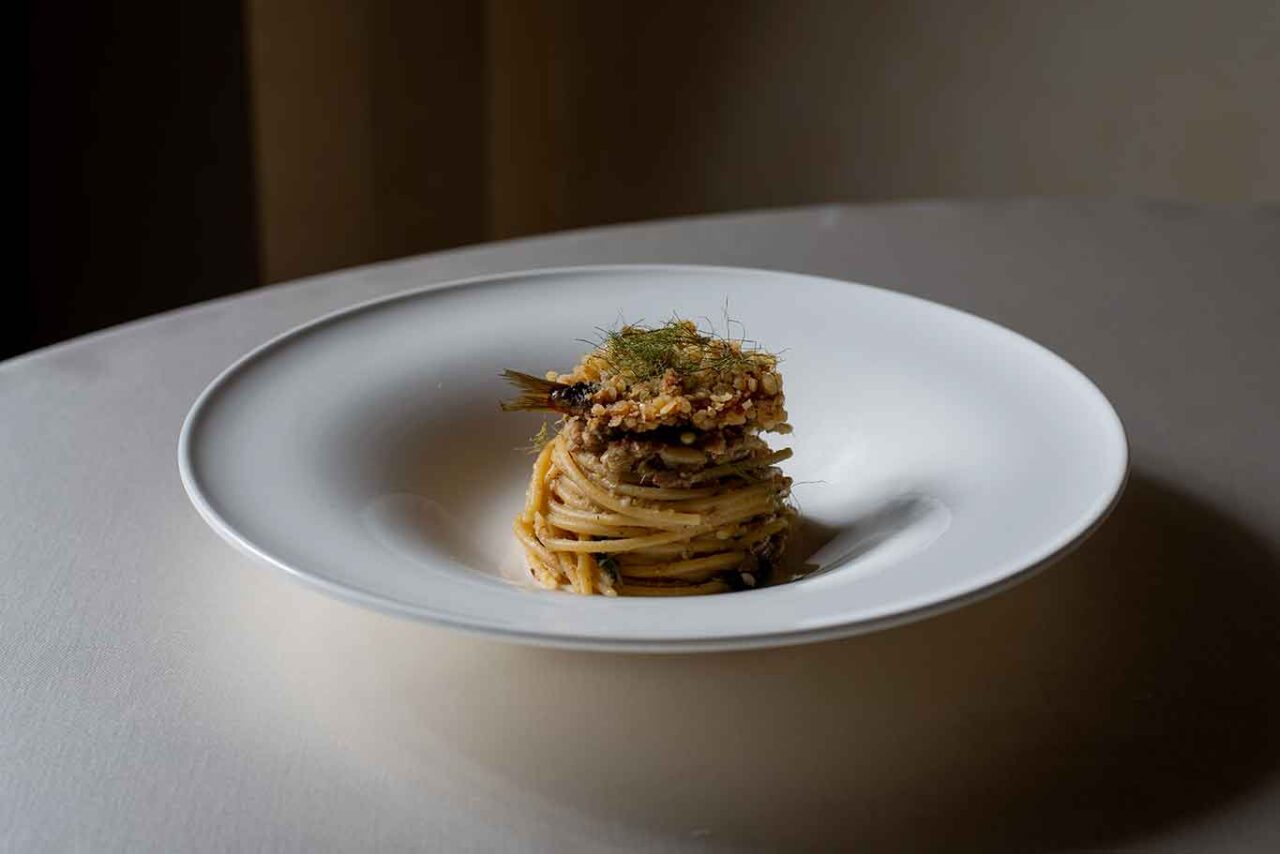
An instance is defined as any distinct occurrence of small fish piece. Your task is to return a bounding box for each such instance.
[499,370,598,415]
[502,320,788,437]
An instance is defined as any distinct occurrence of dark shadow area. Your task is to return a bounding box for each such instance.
[790,494,946,580]
[404,470,1280,849]
[22,3,259,358]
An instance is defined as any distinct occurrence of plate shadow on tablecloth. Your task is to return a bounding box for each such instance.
[409,470,1280,850]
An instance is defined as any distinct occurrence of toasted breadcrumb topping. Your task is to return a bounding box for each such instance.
[551,320,789,435]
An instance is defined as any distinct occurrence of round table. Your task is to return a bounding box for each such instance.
[4,200,1278,851]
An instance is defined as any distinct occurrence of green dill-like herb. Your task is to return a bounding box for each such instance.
[519,420,555,454]
[586,316,775,382]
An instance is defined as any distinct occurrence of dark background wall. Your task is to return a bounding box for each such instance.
[19,1,1279,360]
[23,3,259,359]
[245,0,485,286]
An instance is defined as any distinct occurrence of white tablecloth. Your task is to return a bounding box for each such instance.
[4,200,1279,851]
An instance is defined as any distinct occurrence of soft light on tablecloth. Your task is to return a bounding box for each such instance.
[3,200,1279,851]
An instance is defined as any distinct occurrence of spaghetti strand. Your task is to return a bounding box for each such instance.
[516,432,792,595]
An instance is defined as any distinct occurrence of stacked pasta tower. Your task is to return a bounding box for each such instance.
[505,320,794,596]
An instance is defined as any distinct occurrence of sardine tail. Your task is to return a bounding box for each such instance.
[500,369,560,412]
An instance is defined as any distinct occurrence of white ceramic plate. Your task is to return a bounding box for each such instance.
[179,265,1127,652]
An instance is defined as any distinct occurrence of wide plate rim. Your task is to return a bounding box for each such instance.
[178,264,1129,652]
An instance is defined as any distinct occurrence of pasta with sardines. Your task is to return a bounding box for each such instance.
[503,319,795,596]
